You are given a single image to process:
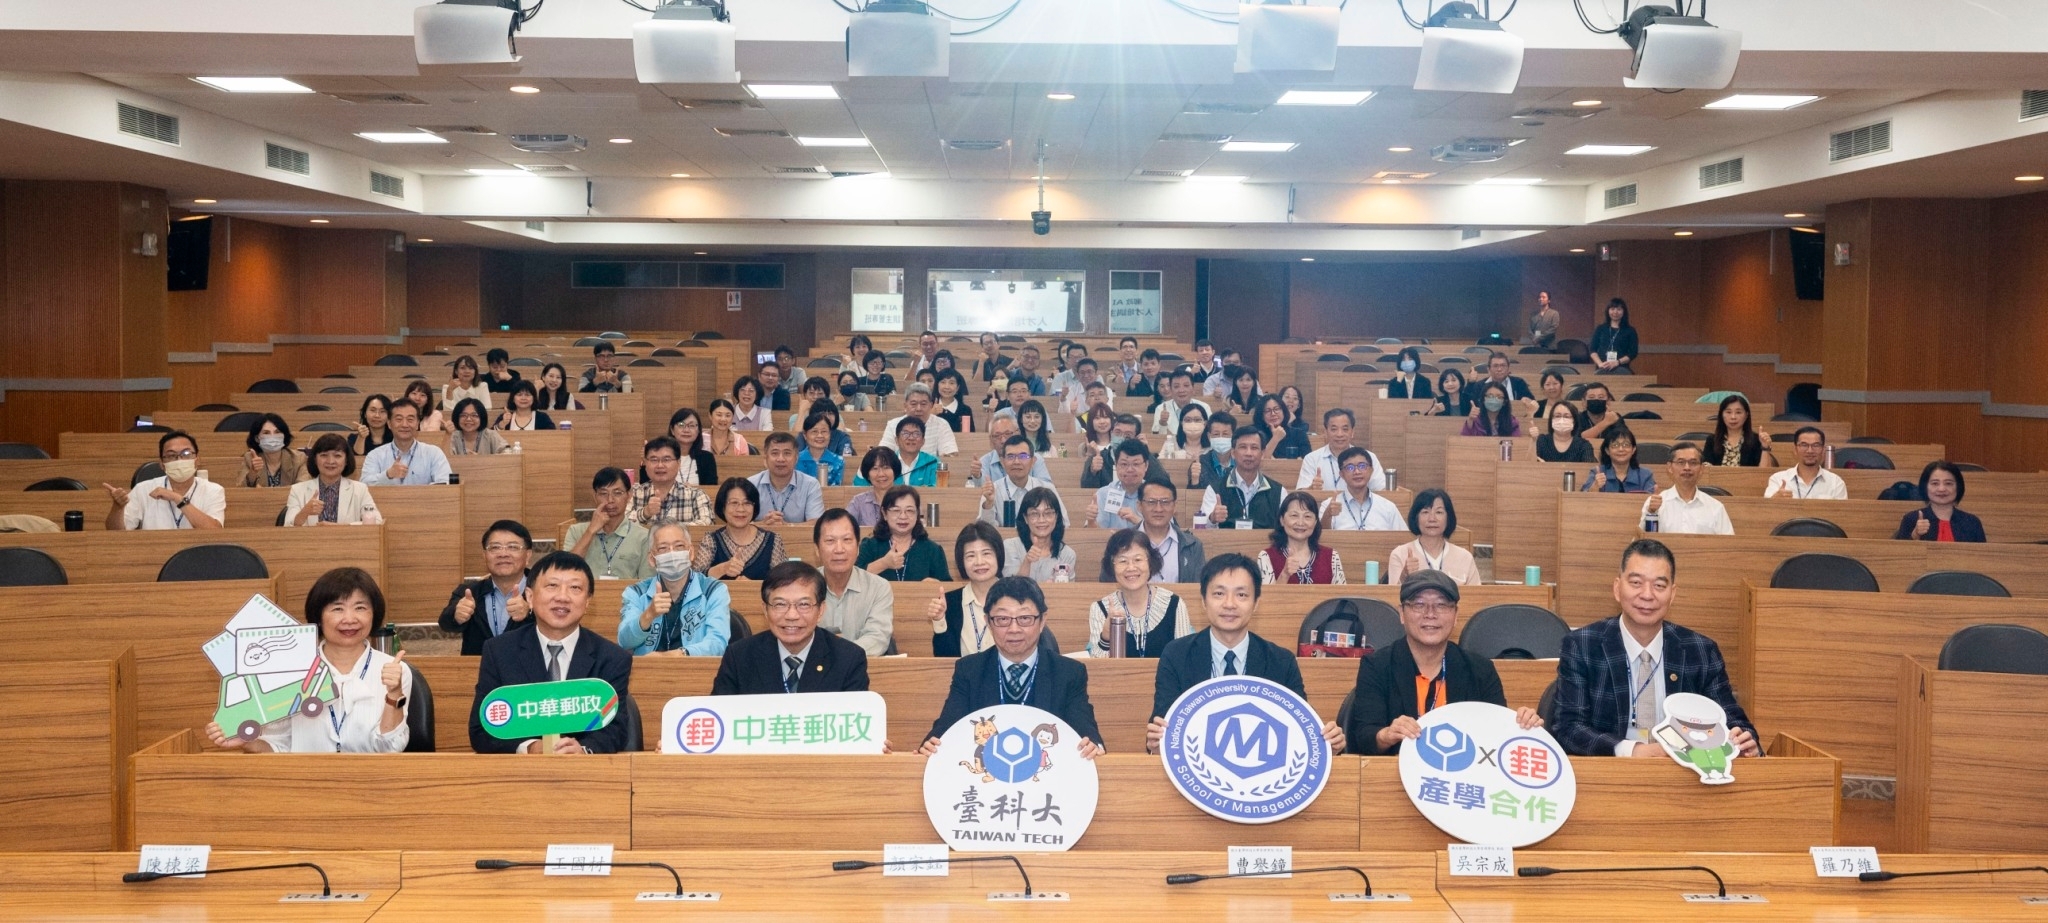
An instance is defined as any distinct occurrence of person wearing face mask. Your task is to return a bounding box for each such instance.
[104,431,226,531]
[238,413,304,487]
[1386,348,1432,400]
[1458,382,1522,437]
[1159,403,1209,461]
[1578,383,1624,442]
[619,522,732,657]
[1185,413,1240,492]
[1534,400,1594,463]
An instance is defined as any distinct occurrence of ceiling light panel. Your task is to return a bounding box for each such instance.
[1477,177,1543,185]
[193,76,314,93]
[1275,90,1373,106]
[1219,141,1298,153]
[797,137,872,147]
[1703,94,1821,110]
[1566,144,1656,156]
[356,131,448,144]
[747,84,840,100]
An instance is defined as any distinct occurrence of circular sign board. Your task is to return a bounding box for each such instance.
[921,704,1099,852]
[1159,676,1333,824]
[1397,701,1576,847]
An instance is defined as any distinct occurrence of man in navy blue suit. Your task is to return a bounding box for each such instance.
[711,560,870,696]
[1553,538,1762,759]
[469,551,635,754]
[917,577,1105,757]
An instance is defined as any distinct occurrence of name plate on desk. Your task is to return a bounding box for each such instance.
[1810,846,1880,878]
[659,692,886,755]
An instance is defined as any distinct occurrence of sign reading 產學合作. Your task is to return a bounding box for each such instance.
[922,705,1098,852]
[1398,701,1576,847]
[476,679,619,740]
[1159,676,1333,824]
[659,692,886,754]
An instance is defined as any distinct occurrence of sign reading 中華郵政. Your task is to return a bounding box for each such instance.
[477,679,619,740]
[658,691,886,755]
[1160,676,1332,824]
[922,704,1098,852]
[1398,701,1576,847]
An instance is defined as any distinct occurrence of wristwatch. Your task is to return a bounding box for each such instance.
[176,496,191,509]
[386,695,407,709]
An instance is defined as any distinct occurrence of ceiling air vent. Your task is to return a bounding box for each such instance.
[1137,169,1193,178]
[675,98,760,110]
[1431,138,1523,164]
[369,172,405,198]
[117,102,180,145]
[1829,121,1892,163]
[945,140,1007,152]
[524,221,547,233]
[766,165,829,175]
[514,163,580,174]
[326,92,428,106]
[1698,157,1744,188]
[1182,102,1266,115]
[509,134,587,154]
[716,127,792,139]
[1158,133,1231,143]
[412,124,497,136]
[265,142,311,175]
[1511,106,1605,119]
[2022,90,2048,122]
[1604,184,1638,209]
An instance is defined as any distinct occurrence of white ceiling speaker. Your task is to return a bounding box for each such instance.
[848,0,949,78]
[1235,1,1340,74]
[1619,5,1741,90]
[1414,2,1524,94]
[633,1,739,84]
[414,0,522,66]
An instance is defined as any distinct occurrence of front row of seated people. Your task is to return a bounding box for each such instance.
[212,534,1757,764]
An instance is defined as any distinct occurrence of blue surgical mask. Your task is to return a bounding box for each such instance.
[1399,359,1417,373]
[1209,436,1232,454]
[1483,397,1506,413]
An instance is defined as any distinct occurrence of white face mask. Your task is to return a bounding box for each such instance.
[257,435,286,453]
[163,459,198,482]
[1553,418,1574,434]
[654,550,692,581]
[1209,436,1232,455]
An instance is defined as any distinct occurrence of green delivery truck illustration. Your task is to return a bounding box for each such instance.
[203,594,338,741]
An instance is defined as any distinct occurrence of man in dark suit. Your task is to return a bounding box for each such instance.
[918,577,1105,756]
[712,560,869,695]
[1347,569,1543,754]
[1478,351,1533,402]
[1144,553,1344,755]
[438,519,532,655]
[1554,538,1762,758]
[469,550,635,754]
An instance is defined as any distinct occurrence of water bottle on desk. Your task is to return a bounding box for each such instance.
[1106,616,1127,658]
[1643,509,1660,533]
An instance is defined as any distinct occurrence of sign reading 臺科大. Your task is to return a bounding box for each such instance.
[922,704,1099,852]
[1160,676,1332,824]
[659,692,886,754]
[1398,701,1576,847]
[477,679,619,740]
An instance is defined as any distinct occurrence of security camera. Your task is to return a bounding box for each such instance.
[1032,210,1051,236]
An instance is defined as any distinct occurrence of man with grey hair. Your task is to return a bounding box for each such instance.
[878,383,959,457]
[976,408,1050,484]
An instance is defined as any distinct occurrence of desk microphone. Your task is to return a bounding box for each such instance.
[832,855,1039,898]
[123,862,332,896]
[474,859,689,897]
[1519,864,1728,898]
[1166,865,1376,897]
[1860,866,2048,883]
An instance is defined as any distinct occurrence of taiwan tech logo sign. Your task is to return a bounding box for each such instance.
[1160,676,1332,823]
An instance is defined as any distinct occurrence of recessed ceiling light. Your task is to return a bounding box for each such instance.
[1186,175,1247,183]
[1046,92,1075,101]
[1791,227,1822,234]
[1783,212,1808,218]
[1219,140,1298,153]
[509,85,541,94]
[694,251,708,256]
[309,218,330,224]
[1566,144,1656,156]
[1275,89,1374,106]
[1569,248,1587,253]
[2018,175,2046,182]
[1382,179,1401,185]
[669,173,692,178]
[1572,99,1604,107]
[1387,146,1413,153]
[1673,230,1694,236]
[356,131,448,144]
[417,238,434,242]
[192,198,217,204]
[796,136,871,147]
[1300,257,1315,262]
[1703,94,1822,111]
[609,138,634,144]
[466,168,531,176]
[193,76,314,93]
[746,83,840,100]
[1477,177,1543,185]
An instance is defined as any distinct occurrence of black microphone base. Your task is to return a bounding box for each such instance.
[280,892,369,903]
[1682,893,1767,903]
[988,891,1068,902]
[1331,893,1412,902]
[635,891,721,902]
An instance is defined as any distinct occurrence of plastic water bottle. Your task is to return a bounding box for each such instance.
[936,460,951,488]
[1644,509,1660,533]
[859,418,869,433]
[1499,440,1513,461]
[512,441,523,455]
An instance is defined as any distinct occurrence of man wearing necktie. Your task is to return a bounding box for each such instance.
[919,577,1105,758]
[711,560,871,696]
[468,551,635,755]
[1552,538,1762,758]
[1144,553,1345,755]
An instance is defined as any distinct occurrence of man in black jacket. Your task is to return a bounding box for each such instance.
[469,551,634,754]
[439,520,533,655]
[1346,568,1544,754]
[1145,553,1345,755]
[919,577,1104,755]
[712,560,869,695]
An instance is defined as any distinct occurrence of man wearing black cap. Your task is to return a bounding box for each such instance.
[1143,553,1346,755]
[1346,569,1544,754]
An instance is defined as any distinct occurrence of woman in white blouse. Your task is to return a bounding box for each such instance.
[203,567,412,753]
[1386,488,1480,586]
[1087,528,1193,657]
[285,434,383,526]
[924,521,1006,656]
[442,354,491,412]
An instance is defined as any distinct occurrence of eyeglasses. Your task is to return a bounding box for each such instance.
[160,450,198,461]
[767,599,819,615]
[1004,453,1035,463]
[484,543,527,554]
[1024,508,1059,521]
[987,614,1041,627]
[1341,463,1373,474]
[1670,459,1703,469]
[1402,601,1456,615]
[1139,497,1176,508]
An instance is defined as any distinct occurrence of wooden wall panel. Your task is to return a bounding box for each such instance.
[492,251,818,350]
[1286,259,1523,341]
[1520,254,1600,343]
[406,245,482,333]
[298,229,401,337]
[116,184,170,381]
[1822,199,1873,394]
[1592,238,1703,365]
[166,214,297,350]
[1868,199,1988,393]
[4,180,124,380]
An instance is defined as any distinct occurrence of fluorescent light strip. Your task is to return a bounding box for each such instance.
[1219,141,1297,153]
[193,76,313,93]
[1186,175,1247,183]
[1566,144,1656,156]
[1275,89,1374,106]
[466,168,533,176]
[1703,94,1821,111]
[796,137,871,148]
[746,84,840,100]
[357,132,448,144]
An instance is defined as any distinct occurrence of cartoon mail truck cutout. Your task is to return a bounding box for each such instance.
[216,658,337,741]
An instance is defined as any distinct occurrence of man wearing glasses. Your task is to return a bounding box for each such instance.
[104,430,225,530]
[439,519,534,655]
[977,435,1062,529]
[1319,446,1404,531]
[1085,440,1155,529]
[1643,442,1734,535]
[918,576,1104,757]
[1347,569,1542,754]
[1134,477,1204,584]
[712,559,871,694]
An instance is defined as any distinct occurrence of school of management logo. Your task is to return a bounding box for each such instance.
[1160,676,1332,824]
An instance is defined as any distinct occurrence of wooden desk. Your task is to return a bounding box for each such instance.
[0,652,135,850]
[1741,586,2048,779]
[0,850,398,921]
[1358,735,1838,852]
[1898,657,2048,852]
[0,527,380,614]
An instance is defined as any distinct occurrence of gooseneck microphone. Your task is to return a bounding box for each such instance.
[123,862,332,896]
[1519,864,1727,898]
[474,859,685,896]
[832,855,1036,897]
[1861,866,2048,883]
[1166,866,1375,897]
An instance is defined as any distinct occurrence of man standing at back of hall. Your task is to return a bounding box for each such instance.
[1552,538,1762,759]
